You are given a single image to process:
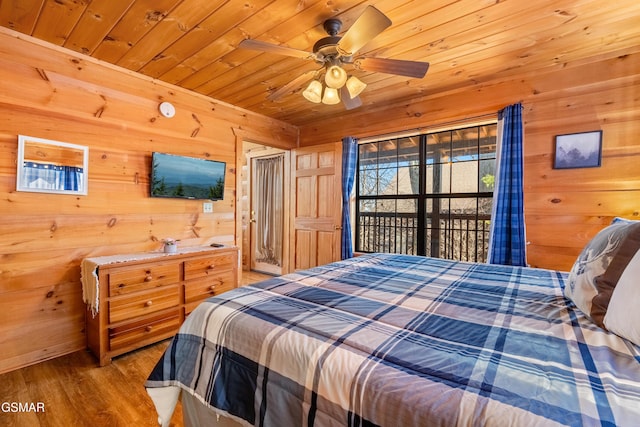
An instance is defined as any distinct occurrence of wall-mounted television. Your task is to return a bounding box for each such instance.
[150,152,226,200]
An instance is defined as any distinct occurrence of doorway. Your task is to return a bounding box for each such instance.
[243,144,290,275]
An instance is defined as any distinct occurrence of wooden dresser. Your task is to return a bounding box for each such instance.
[83,246,238,366]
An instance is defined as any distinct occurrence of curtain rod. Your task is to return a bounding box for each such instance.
[356,113,498,144]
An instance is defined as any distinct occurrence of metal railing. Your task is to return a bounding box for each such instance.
[357,211,491,262]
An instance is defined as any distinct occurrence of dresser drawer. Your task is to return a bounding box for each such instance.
[109,285,180,323]
[108,261,180,297]
[184,271,235,304]
[109,309,180,351]
[184,253,235,280]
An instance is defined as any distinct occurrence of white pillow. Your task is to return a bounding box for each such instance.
[603,249,640,345]
[565,220,636,317]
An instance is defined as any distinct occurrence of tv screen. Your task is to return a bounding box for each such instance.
[151,152,226,200]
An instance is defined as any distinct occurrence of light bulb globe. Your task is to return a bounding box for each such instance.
[322,87,341,105]
[302,80,322,103]
[324,65,348,89]
[345,76,367,98]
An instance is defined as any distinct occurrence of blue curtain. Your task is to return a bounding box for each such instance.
[22,162,83,191]
[341,137,358,259]
[488,103,526,266]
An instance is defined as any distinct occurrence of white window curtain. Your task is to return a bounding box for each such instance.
[254,155,284,266]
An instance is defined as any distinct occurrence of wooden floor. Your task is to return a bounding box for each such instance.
[0,270,273,427]
[240,270,276,286]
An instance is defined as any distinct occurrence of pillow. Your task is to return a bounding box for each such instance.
[591,223,640,327]
[611,216,640,224]
[603,248,640,345]
[564,220,639,318]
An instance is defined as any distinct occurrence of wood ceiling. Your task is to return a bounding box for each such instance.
[1,0,638,129]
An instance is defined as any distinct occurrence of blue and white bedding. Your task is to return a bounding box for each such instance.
[145,253,640,426]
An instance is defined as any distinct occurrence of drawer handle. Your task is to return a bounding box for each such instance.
[209,280,222,294]
[145,300,153,307]
[207,264,216,270]
[145,326,153,332]
[144,275,153,282]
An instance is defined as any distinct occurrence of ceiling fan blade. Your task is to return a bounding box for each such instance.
[354,57,430,78]
[239,39,316,60]
[340,86,363,110]
[267,69,318,101]
[337,6,391,57]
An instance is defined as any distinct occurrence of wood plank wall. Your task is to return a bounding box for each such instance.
[299,46,640,272]
[0,29,297,374]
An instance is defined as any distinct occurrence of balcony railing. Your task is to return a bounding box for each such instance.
[357,211,491,262]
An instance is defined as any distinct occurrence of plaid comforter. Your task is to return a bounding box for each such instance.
[145,254,640,426]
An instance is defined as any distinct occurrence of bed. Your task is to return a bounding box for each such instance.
[145,251,640,427]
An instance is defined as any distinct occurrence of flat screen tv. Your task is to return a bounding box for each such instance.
[150,152,226,200]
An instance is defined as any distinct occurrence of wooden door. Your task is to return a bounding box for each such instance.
[290,142,342,270]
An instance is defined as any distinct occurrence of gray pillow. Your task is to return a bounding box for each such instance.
[591,223,640,327]
[564,219,639,318]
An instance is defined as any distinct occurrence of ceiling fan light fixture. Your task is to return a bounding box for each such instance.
[324,64,348,89]
[322,87,341,105]
[345,76,367,98]
[240,6,430,109]
[303,80,323,103]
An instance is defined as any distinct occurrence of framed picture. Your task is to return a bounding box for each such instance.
[553,130,602,169]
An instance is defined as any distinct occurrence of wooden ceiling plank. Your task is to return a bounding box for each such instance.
[207,53,319,102]
[400,7,591,80]
[139,0,274,79]
[160,0,323,86]
[329,0,586,98]
[173,0,333,91]
[420,21,640,96]
[92,0,181,64]
[352,0,575,66]
[237,0,367,48]
[0,0,45,34]
[115,0,228,71]
[159,27,254,85]
[181,0,387,95]
[63,0,135,55]
[389,0,639,66]
[353,0,492,56]
[32,0,90,46]
[173,0,349,91]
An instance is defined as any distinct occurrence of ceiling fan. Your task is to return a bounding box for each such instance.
[238,6,430,110]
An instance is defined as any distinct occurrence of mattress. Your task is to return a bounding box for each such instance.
[146,253,640,426]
